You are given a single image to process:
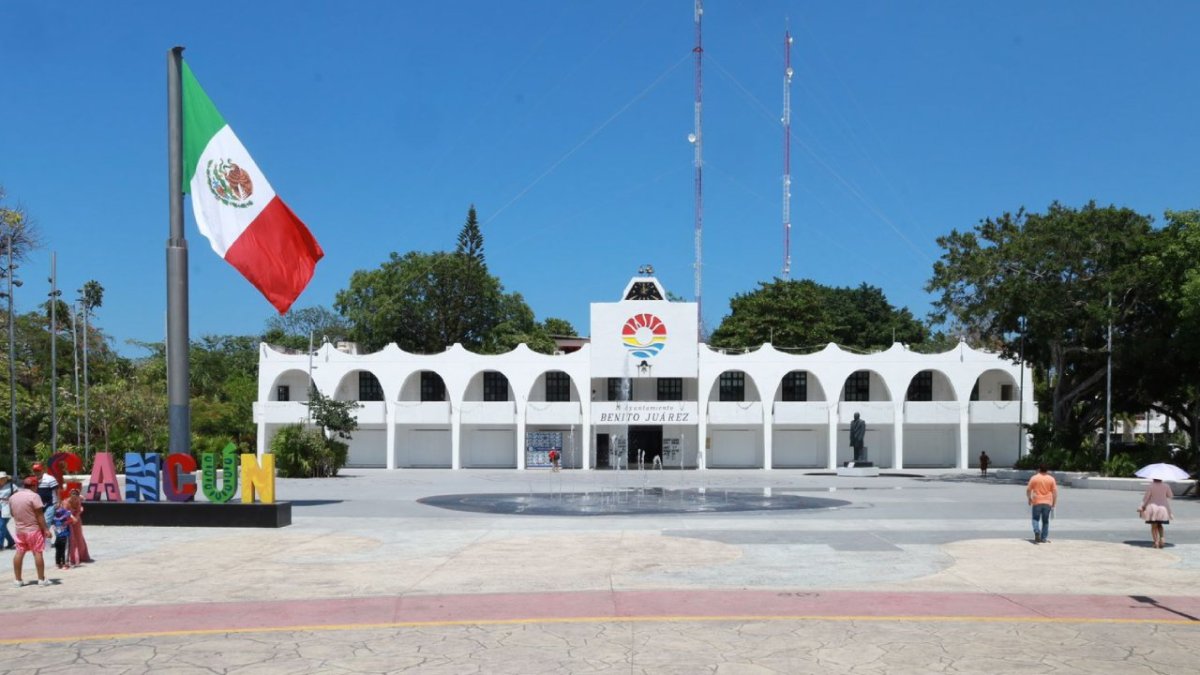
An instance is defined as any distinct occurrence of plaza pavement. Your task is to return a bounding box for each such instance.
[1,468,1198,673]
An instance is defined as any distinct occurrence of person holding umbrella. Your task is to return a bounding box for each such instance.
[1135,463,1186,549]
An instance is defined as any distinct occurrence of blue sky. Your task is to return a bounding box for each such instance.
[3,1,1198,355]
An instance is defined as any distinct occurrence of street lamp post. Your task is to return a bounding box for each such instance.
[48,253,60,455]
[5,236,20,479]
[1017,315,1026,458]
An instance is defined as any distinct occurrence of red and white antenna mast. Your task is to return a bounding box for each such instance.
[782,27,794,279]
[691,0,705,339]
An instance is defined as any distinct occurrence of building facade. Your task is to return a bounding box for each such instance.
[254,275,1034,470]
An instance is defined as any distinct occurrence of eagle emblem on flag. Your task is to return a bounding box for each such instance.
[206,158,254,208]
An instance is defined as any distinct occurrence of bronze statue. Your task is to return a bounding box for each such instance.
[850,412,866,463]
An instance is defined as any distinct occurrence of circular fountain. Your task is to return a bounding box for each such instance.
[418,488,850,516]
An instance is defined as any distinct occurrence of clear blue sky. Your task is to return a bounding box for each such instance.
[4,1,1198,354]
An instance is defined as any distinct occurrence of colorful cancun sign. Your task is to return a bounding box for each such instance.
[44,444,275,505]
[622,313,667,359]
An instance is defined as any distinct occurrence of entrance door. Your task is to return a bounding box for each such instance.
[595,434,610,468]
[628,425,663,467]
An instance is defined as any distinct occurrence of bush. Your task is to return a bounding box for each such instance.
[1101,454,1139,477]
[270,424,347,478]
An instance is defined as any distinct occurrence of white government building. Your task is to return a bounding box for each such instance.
[254,274,1034,471]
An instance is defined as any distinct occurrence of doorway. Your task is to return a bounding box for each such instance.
[595,434,610,469]
[628,425,663,467]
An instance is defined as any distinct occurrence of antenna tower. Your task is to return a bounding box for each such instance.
[782,28,793,279]
[691,0,704,339]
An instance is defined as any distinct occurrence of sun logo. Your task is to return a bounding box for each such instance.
[622,313,667,359]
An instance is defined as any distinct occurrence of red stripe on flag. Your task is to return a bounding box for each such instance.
[222,197,324,314]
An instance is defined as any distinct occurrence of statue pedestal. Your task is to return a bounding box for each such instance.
[837,462,879,477]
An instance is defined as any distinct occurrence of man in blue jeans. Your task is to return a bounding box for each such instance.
[1026,464,1058,543]
[0,472,15,550]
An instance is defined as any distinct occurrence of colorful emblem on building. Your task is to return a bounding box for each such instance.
[622,313,667,359]
[206,158,254,208]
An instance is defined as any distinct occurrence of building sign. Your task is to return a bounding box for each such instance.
[590,298,698,378]
[593,401,697,424]
[622,313,667,359]
[525,431,562,469]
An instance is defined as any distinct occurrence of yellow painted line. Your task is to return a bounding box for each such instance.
[1,612,1197,645]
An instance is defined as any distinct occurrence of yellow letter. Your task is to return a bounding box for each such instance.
[240,454,275,504]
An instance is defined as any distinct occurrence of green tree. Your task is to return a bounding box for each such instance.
[0,185,42,272]
[926,201,1157,451]
[541,317,577,337]
[455,204,485,265]
[263,306,350,351]
[709,279,927,352]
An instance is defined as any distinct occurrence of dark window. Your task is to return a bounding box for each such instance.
[906,371,933,401]
[483,372,509,402]
[358,372,384,401]
[420,372,446,402]
[608,378,630,401]
[718,372,745,402]
[844,371,870,402]
[276,385,290,402]
[1000,384,1014,401]
[781,371,807,402]
[545,372,571,402]
[657,378,683,401]
[970,381,980,401]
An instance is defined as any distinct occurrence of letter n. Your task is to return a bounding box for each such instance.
[124,453,161,502]
[240,454,275,504]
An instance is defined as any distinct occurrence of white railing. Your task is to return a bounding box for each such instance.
[969,400,1021,424]
[772,401,830,425]
[838,401,895,424]
[460,401,517,425]
[394,401,451,425]
[903,401,962,424]
[525,401,581,424]
[707,401,764,425]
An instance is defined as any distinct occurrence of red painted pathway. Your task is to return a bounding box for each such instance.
[2,590,1197,643]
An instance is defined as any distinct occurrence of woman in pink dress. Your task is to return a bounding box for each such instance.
[1138,479,1174,549]
[66,489,93,564]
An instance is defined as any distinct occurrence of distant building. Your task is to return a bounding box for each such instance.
[255,274,1035,470]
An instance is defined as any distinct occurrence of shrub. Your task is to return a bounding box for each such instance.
[270,424,346,478]
[1101,454,1139,477]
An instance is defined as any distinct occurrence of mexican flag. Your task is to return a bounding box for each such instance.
[181,60,323,314]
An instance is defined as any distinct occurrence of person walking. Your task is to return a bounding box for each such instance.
[1138,479,1174,549]
[1026,464,1058,543]
[0,472,16,550]
[10,477,53,587]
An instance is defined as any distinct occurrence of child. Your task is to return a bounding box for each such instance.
[548,449,561,472]
[51,504,74,570]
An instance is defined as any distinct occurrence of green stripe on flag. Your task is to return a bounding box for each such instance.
[181,61,228,192]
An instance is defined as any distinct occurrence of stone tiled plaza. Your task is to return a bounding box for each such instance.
[2,468,1198,673]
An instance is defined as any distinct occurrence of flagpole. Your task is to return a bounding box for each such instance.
[167,46,191,456]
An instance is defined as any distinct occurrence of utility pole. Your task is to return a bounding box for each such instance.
[690,0,704,341]
[6,237,19,479]
[781,26,793,279]
[71,303,80,446]
[48,253,60,454]
[1105,291,1112,463]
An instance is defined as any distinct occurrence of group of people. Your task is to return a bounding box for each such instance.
[1025,463,1176,548]
[0,463,93,588]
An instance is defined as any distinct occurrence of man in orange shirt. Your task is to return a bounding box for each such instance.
[1026,464,1058,543]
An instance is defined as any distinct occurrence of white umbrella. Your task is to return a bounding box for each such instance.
[1134,463,1190,481]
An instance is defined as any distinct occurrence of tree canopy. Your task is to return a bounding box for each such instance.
[927,201,1162,451]
[709,279,928,352]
